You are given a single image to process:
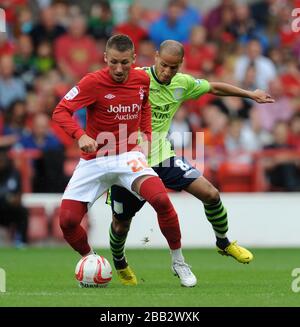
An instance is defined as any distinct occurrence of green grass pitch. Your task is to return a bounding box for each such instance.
[0,247,299,307]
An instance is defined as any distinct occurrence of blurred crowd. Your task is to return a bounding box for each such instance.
[1,0,300,197]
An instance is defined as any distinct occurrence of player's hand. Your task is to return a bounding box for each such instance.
[78,134,98,153]
[251,89,275,103]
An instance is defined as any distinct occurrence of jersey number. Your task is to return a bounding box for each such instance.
[127,158,148,172]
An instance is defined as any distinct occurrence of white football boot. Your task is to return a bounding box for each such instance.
[171,261,197,287]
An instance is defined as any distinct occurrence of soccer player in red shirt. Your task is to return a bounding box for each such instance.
[52,35,196,287]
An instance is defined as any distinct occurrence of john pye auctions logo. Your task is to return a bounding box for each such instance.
[108,104,141,120]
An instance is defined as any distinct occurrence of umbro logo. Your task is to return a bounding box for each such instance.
[104,94,115,99]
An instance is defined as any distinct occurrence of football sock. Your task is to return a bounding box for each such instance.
[216,236,230,250]
[139,176,181,250]
[203,199,230,250]
[109,223,128,269]
[60,199,91,256]
[171,248,185,263]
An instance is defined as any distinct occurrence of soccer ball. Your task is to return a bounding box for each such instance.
[75,254,112,288]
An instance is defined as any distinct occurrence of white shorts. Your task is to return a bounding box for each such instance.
[62,151,157,206]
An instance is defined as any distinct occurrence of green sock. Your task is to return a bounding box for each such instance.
[204,199,229,244]
[109,224,128,269]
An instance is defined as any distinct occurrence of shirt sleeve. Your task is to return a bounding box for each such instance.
[183,75,211,100]
[52,74,98,140]
[140,81,152,142]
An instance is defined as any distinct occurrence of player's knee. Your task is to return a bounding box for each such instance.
[150,192,174,214]
[59,209,80,231]
[204,186,220,204]
[112,218,131,235]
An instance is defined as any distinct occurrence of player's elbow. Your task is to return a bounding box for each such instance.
[208,82,227,96]
[52,105,60,122]
[52,104,67,124]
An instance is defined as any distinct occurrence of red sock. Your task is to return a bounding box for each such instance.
[139,176,181,249]
[59,199,91,256]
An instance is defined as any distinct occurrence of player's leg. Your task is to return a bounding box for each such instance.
[107,185,145,285]
[184,176,253,263]
[60,158,109,256]
[156,156,253,264]
[110,182,183,269]
[117,152,196,287]
[59,199,93,256]
[110,215,138,286]
[132,175,197,287]
[184,176,229,246]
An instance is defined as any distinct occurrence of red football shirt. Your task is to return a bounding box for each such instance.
[52,67,152,160]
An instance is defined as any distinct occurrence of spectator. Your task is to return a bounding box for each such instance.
[149,0,189,48]
[250,0,274,28]
[110,0,133,25]
[177,0,202,26]
[135,37,156,67]
[30,5,66,48]
[0,55,26,111]
[114,2,148,53]
[55,15,101,82]
[288,113,300,151]
[224,117,261,163]
[240,61,257,90]
[280,59,300,98]
[234,39,277,90]
[183,26,216,76]
[254,78,294,132]
[201,104,227,171]
[231,3,269,52]
[35,41,55,74]
[204,0,235,40]
[87,0,114,41]
[3,100,28,139]
[14,34,37,90]
[0,33,15,57]
[52,1,70,28]
[14,7,34,36]
[247,107,273,148]
[18,113,67,193]
[0,147,28,246]
[264,121,300,191]
[211,92,253,120]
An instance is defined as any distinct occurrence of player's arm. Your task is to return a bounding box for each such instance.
[52,74,98,153]
[208,82,275,104]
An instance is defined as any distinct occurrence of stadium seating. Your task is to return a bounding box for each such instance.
[217,161,254,192]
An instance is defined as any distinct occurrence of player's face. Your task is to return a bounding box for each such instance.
[105,48,136,83]
[154,51,182,84]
